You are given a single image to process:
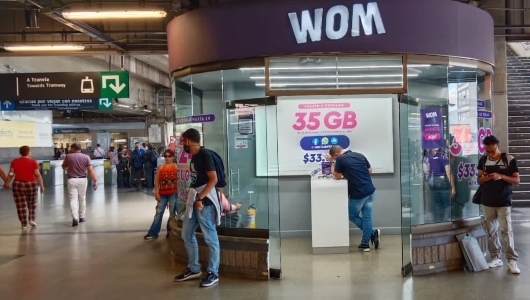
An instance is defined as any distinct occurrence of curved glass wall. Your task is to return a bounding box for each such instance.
[400,63,492,226]
[172,67,282,272]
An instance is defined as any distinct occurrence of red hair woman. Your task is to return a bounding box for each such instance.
[3,146,45,229]
[144,149,178,240]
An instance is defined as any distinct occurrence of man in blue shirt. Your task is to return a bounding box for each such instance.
[328,145,380,252]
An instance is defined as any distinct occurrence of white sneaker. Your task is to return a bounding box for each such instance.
[21,226,27,230]
[29,221,37,227]
[508,260,521,274]
[488,258,503,268]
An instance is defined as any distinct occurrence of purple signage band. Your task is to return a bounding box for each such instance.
[477,100,486,108]
[420,108,444,149]
[175,114,216,125]
[478,111,492,119]
[167,0,494,72]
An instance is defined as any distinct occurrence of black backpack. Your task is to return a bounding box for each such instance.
[207,149,227,188]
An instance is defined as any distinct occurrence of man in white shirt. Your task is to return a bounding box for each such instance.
[93,144,106,160]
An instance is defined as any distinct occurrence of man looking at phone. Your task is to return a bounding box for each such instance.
[477,135,520,274]
[62,143,98,227]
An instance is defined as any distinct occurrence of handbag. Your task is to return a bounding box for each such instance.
[472,185,483,205]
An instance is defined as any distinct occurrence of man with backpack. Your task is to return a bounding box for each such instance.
[174,128,222,287]
[130,142,145,188]
[477,135,521,274]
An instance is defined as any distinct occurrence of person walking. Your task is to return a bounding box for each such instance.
[93,143,106,159]
[3,146,45,229]
[174,128,221,287]
[144,149,178,240]
[130,142,146,188]
[0,165,7,184]
[327,145,381,252]
[62,143,98,227]
[423,148,456,222]
[477,135,521,274]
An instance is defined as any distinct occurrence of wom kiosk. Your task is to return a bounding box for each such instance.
[166,0,494,277]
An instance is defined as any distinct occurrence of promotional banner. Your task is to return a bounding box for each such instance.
[420,108,444,149]
[0,120,52,148]
[277,96,394,175]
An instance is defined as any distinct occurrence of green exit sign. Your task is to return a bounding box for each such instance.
[100,71,129,98]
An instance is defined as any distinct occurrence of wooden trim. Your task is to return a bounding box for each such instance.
[171,58,265,78]
[265,57,271,96]
[402,54,408,93]
[266,87,406,97]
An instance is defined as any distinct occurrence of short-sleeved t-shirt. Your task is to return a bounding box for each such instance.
[427,152,449,177]
[477,154,519,207]
[63,152,92,178]
[11,157,39,182]
[190,147,216,206]
[334,150,376,199]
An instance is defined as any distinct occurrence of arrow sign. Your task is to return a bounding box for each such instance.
[98,98,113,110]
[100,71,129,98]
[1,100,14,111]
[102,75,126,94]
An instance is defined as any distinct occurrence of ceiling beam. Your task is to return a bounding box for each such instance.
[16,0,127,52]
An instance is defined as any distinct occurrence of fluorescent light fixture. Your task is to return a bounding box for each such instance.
[250,74,418,80]
[143,109,152,113]
[114,139,127,143]
[3,43,84,52]
[116,104,131,108]
[256,81,402,87]
[62,10,167,20]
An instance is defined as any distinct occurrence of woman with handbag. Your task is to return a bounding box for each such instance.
[423,148,456,223]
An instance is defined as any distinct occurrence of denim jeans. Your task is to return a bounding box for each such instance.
[182,205,220,275]
[349,192,375,245]
[147,193,176,238]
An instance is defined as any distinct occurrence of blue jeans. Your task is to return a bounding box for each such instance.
[147,193,176,237]
[349,192,375,245]
[182,205,220,275]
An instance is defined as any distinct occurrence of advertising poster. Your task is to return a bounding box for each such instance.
[420,107,444,149]
[0,120,52,148]
[176,134,193,203]
[276,96,394,175]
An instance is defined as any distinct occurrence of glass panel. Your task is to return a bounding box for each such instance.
[267,55,404,91]
[447,66,480,220]
[173,68,281,275]
[399,98,413,274]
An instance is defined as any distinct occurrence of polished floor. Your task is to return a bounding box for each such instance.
[0,186,529,300]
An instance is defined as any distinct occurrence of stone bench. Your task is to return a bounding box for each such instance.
[410,217,487,275]
[168,218,271,280]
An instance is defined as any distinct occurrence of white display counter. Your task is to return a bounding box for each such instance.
[310,178,350,254]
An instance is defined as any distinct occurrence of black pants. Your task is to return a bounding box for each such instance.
[131,167,143,187]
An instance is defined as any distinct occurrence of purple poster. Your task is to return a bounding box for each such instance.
[420,108,444,149]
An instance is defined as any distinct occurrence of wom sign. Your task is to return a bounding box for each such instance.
[288,2,386,44]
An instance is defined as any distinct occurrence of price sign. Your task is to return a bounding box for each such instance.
[277,96,394,175]
[457,162,477,181]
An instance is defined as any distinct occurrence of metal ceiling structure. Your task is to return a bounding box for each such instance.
[0,0,230,56]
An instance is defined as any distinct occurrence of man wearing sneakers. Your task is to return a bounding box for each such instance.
[477,135,521,274]
[174,128,221,287]
[327,145,380,252]
[62,143,98,227]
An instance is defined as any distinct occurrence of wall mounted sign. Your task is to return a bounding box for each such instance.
[420,108,444,149]
[1,98,113,111]
[53,128,90,134]
[0,71,129,101]
[175,114,216,125]
[288,2,386,44]
[276,96,394,175]
[0,120,52,148]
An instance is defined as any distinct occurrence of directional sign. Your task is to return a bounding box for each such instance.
[100,71,129,98]
[0,71,129,101]
[1,100,14,111]
[0,98,112,111]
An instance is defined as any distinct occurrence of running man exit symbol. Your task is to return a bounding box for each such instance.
[100,71,129,98]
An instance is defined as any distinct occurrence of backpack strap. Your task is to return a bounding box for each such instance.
[501,153,509,167]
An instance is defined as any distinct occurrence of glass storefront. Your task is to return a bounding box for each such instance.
[172,65,281,272]
[171,55,493,277]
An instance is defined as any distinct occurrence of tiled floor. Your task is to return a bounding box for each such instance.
[0,186,529,300]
